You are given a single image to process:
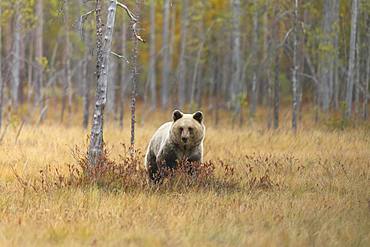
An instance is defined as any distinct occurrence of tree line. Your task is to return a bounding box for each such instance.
[0,0,369,133]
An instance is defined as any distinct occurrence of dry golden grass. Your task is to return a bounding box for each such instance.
[0,110,369,246]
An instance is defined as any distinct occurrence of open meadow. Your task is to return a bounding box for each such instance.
[0,110,369,246]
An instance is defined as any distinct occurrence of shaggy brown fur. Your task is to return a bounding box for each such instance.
[144,110,205,182]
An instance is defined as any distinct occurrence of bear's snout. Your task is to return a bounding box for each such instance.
[182,137,188,143]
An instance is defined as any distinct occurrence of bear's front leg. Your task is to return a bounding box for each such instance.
[146,150,161,183]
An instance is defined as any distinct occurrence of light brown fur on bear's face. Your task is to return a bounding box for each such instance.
[170,111,205,149]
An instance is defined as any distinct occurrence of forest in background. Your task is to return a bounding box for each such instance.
[0,0,369,131]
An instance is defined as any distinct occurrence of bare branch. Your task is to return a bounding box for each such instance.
[277,28,293,49]
[81,9,95,21]
[117,2,145,43]
[132,23,145,43]
[117,2,138,21]
[111,51,130,63]
[78,9,95,40]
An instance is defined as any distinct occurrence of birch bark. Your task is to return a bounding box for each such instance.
[88,0,117,165]
[345,0,359,118]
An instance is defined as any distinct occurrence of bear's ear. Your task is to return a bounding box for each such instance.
[193,111,203,123]
[173,110,183,122]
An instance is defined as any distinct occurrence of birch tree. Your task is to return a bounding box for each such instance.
[148,0,157,109]
[318,0,339,112]
[11,4,21,109]
[88,0,116,165]
[61,2,72,123]
[272,4,280,129]
[82,57,89,129]
[119,20,127,129]
[161,0,170,108]
[364,13,370,120]
[292,0,300,131]
[345,0,359,118]
[250,0,259,123]
[230,0,242,123]
[177,0,188,109]
[88,0,143,165]
[332,0,340,109]
[35,0,43,110]
[130,0,143,151]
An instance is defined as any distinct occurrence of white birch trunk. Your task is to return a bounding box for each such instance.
[363,13,370,120]
[230,0,241,119]
[318,0,334,112]
[345,0,359,118]
[161,0,170,108]
[178,0,188,109]
[35,0,44,110]
[130,0,142,150]
[332,0,340,109]
[292,0,299,131]
[89,0,117,165]
[273,5,280,129]
[149,0,157,109]
[250,0,259,122]
[354,28,360,117]
[82,58,89,129]
[11,6,21,109]
[61,3,71,123]
[119,20,127,129]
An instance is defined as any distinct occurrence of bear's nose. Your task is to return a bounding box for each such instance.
[182,137,188,143]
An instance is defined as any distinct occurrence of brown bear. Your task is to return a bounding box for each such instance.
[144,110,205,182]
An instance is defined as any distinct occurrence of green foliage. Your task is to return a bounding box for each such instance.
[324,115,350,131]
[36,56,48,70]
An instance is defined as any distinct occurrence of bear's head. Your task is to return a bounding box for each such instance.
[170,110,205,148]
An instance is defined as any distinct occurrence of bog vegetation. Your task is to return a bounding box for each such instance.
[0,109,368,246]
[0,0,369,246]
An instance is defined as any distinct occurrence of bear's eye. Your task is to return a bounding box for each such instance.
[179,127,183,132]
[188,127,193,132]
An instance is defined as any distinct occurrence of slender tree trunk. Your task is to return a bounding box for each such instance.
[333,0,340,109]
[292,0,300,132]
[149,0,157,109]
[107,59,117,116]
[178,0,188,109]
[272,5,280,129]
[119,20,127,129]
[27,33,34,105]
[319,0,336,112]
[35,0,44,113]
[61,4,71,123]
[81,0,91,129]
[130,0,141,151]
[161,0,170,108]
[363,13,370,120]
[354,28,360,117]
[230,0,242,124]
[273,51,280,129]
[250,0,259,123]
[0,5,3,128]
[345,0,359,118]
[11,5,21,110]
[168,4,176,89]
[82,57,89,129]
[195,20,205,109]
[88,0,117,165]
[19,31,25,104]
